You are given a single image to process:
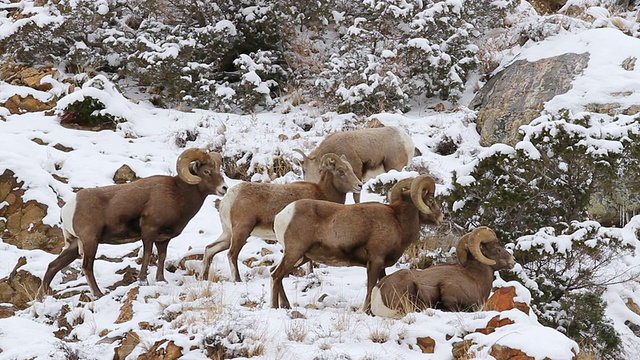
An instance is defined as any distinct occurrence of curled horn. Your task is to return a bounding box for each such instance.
[208,152,223,169]
[176,148,209,185]
[388,178,414,204]
[457,226,497,266]
[410,175,436,215]
[320,153,343,168]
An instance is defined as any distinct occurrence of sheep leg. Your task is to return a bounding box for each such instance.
[270,248,307,308]
[138,239,154,286]
[227,221,255,282]
[154,240,169,282]
[80,236,104,298]
[362,258,385,314]
[37,240,80,300]
[201,231,231,281]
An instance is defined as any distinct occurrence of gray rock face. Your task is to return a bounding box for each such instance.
[471,52,590,146]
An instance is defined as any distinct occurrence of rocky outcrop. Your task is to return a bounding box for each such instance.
[471,53,590,146]
[0,257,41,317]
[0,170,64,253]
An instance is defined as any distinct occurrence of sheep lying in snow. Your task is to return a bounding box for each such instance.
[294,126,414,203]
[370,226,515,318]
[37,148,228,299]
[201,153,363,282]
[271,175,443,312]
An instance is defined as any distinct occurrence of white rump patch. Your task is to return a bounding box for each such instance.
[274,202,297,248]
[370,286,401,319]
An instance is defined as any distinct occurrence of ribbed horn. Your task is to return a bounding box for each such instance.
[176,148,208,185]
[388,178,414,204]
[467,226,497,266]
[410,175,435,215]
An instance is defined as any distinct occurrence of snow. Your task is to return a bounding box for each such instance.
[1,2,640,360]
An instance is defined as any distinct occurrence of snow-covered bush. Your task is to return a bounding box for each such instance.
[313,0,516,114]
[442,111,640,358]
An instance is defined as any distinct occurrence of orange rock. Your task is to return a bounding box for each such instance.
[475,314,515,335]
[483,286,530,314]
[490,344,534,360]
[416,337,435,353]
[3,94,56,114]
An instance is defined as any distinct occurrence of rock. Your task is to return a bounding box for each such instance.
[474,315,515,335]
[471,53,590,146]
[452,340,473,359]
[3,94,56,114]
[113,164,139,184]
[138,339,183,360]
[0,257,41,310]
[0,170,64,254]
[115,287,140,324]
[113,331,141,360]
[483,286,531,314]
[416,337,435,353]
[490,344,534,360]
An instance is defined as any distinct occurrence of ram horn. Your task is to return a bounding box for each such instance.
[388,178,414,204]
[176,148,209,185]
[410,175,435,215]
[320,153,343,168]
[208,152,223,169]
[468,226,497,266]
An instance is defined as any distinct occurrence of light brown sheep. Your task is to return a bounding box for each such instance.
[201,153,362,282]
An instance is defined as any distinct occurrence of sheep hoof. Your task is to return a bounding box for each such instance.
[139,279,149,286]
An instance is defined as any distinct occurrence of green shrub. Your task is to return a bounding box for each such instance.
[59,97,119,129]
[441,111,640,359]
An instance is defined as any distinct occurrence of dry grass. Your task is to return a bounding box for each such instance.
[285,319,308,342]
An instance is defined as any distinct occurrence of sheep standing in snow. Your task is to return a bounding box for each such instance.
[37,148,228,299]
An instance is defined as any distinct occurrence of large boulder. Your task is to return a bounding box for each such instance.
[0,257,41,317]
[471,52,590,146]
[0,169,64,253]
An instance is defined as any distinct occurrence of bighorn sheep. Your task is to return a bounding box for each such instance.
[37,148,228,299]
[271,175,443,312]
[201,153,363,282]
[370,226,515,318]
[294,126,414,202]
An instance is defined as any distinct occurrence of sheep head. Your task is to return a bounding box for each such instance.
[319,153,363,194]
[293,148,321,183]
[456,226,515,270]
[388,175,443,226]
[176,148,227,195]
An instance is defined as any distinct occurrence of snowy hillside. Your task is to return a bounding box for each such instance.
[2,0,640,359]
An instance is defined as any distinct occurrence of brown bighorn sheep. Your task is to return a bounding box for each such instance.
[201,153,363,282]
[271,175,443,312]
[294,126,414,203]
[370,226,515,318]
[37,148,228,299]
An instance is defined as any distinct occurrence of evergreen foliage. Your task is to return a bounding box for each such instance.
[441,111,640,358]
[0,0,516,114]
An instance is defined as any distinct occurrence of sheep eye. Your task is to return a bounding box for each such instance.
[339,170,345,176]
[203,169,212,176]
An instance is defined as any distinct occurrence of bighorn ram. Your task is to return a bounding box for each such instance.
[370,226,515,318]
[37,148,228,299]
[294,126,414,202]
[201,153,363,282]
[271,175,443,312]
